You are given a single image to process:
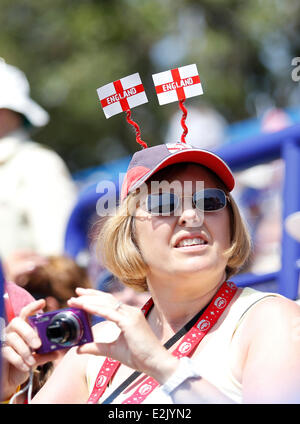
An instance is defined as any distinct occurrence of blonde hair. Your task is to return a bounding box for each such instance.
[96,189,252,292]
[96,193,148,292]
[223,193,252,278]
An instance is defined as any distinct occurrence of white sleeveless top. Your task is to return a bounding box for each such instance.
[86,287,280,404]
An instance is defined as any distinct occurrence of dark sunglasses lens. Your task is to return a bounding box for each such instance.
[194,189,226,211]
[147,193,178,215]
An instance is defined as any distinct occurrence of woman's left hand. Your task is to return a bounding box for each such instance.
[67,288,178,383]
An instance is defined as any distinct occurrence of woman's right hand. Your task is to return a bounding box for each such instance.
[1,299,58,401]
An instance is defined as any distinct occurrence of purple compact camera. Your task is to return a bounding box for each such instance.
[28,307,93,354]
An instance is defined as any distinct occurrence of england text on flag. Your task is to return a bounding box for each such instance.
[152,64,203,106]
[97,73,148,119]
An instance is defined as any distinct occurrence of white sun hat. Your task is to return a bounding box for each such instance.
[285,211,300,243]
[0,59,49,127]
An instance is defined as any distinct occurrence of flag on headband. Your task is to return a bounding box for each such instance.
[152,64,203,106]
[97,73,148,119]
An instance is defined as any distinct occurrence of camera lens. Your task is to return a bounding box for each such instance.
[46,312,82,346]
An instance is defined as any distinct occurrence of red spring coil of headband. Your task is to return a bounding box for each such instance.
[179,99,188,144]
[125,110,148,149]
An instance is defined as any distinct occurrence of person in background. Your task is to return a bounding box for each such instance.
[4,281,36,323]
[0,59,77,260]
[1,254,92,401]
[5,254,92,312]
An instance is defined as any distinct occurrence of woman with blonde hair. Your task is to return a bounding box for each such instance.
[3,142,300,404]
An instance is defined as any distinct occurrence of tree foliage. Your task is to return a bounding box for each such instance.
[1,0,299,172]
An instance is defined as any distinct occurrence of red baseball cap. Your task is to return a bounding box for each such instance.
[121,142,235,200]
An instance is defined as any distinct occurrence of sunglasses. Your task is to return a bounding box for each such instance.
[144,188,229,216]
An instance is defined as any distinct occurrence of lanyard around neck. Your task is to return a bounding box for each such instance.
[101,299,209,405]
[87,281,237,404]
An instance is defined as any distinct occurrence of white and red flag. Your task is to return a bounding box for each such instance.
[152,64,203,106]
[97,73,148,119]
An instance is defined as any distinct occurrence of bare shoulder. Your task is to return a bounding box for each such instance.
[238,293,300,350]
[231,293,300,364]
[248,294,300,327]
[237,294,300,402]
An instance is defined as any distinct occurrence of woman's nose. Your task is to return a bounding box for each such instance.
[178,198,204,228]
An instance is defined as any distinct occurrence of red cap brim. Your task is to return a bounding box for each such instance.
[128,149,234,196]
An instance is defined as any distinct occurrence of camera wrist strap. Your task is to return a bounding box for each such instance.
[87,281,237,404]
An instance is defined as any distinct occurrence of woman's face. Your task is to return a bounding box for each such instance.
[134,164,232,288]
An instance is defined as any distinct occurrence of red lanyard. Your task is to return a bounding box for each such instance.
[87,281,237,404]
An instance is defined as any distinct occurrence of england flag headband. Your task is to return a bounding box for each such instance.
[96,64,235,199]
[97,72,148,149]
[152,63,203,143]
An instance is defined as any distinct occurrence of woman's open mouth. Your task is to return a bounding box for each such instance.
[176,237,207,248]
